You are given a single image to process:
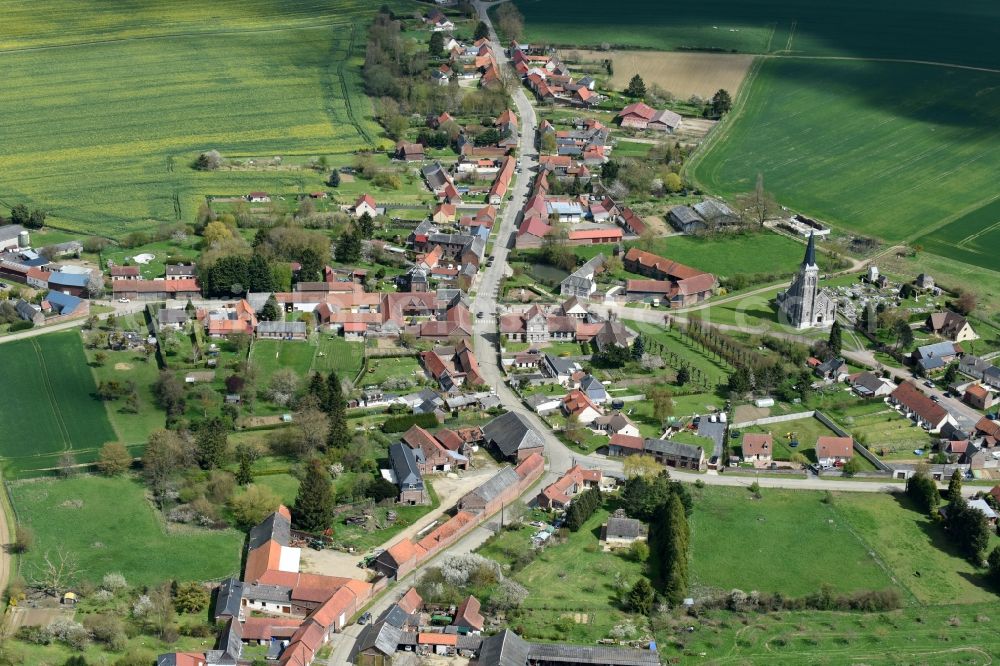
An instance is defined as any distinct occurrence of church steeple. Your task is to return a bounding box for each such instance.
[802,232,817,268]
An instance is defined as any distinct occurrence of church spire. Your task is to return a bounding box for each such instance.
[803,232,817,267]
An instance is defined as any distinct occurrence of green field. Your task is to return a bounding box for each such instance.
[0,0,414,237]
[11,475,243,586]
[692,59,1000,260]
[0,332,116,475]
[690,487,893,597]
[510,0,999,68]
[914,197,1000,274]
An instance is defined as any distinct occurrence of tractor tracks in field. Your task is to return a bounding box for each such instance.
[30,339,73,451]
[324,24,373,149]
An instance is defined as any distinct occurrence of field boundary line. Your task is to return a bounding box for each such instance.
[763,54,1000,74]
[29,339,73,450]
[907,192,1000,245]
[0,20,357,56]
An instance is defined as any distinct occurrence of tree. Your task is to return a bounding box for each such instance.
[988,546,1000,588]
[328,170,341,187]
[657,493,689,604]
[429,31,444,55]
[258,296,280,322]
[728,366,752,396]
[945,499,990,561]
[235,444,260,486]
[94,351,107,367]
[10,204,30,227]
[335,230,362,263]
[625,74,646,98]
[540,132,557,153]
[11,525,34,554]
[623,454,661,479]
[626,578,654,615]
[293,459,334,532]
[650,386,674,425]
[631,335,645,361]
[676,366,690,386]
[841,456,862,477]
[230,484,282,527]
[195,417,229,470]
[247,253,276,292]
[943,362,959,386]
[29,547,81,596]
[905,468,940,514]
[828,320,843,356]
[98,442,131,476]
[297,247,324,283]
[326,372,351,449]
[896,319,915,350]
[153,370,186,416]
[954,291,977,316]
[202,220,234,247]
[173,582,209,614]
[601,160,620,181]
[735,173,778,227]
[473,21,490,40]
[947,469,963,503]
[357,212,376,239]
[710,89,733,117]
[296,406,330,452]
[268,368,300,406]
[143,429,188,496]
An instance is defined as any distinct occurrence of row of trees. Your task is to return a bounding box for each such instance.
[564,488,602,531]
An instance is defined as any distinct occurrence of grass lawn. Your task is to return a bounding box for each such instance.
[689,486,894,598]
[360,356,423,388]
[833,402,937,460]
[251,339,318,385]
[655,601,1000,663]
[313,335,366,378]
[630,322,734,389]
[740,416,842,463]
[333,481,440,552]
[480,504,650,644]
[612,140,653,158]
[11,475,243,586]
[0,331,116,476]
[0,0,414,237]
[87,347,166,448]
[692,59,1000,264]
[832,493,1000,605]
[250,473,301,506]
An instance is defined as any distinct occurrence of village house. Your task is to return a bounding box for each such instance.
[400,425,469,474]
[387,442,429,505]
[623,248,716,307]
[537,465,603,510]
[602,510,646,549]
[964,384,996,410]
[741,433,773,464]
[166,263,197,280]
[926,311,977,342]
[112,278,201,301]
[353,193,378,218]
[816,436,854,467]
[395,142,426,162]
[110,265,140,281]
[959,355,1000,389]
[593,412,640,437]
[256,320,308,340]
[560,254,605,299]
[198,300,257,337]
[911,341,961,373]
[607,433,645,457]
[561,389,603,425]
[644,438,705,470]
[421,339,484,393]
[889,382,958,432]
[848,371,895,398]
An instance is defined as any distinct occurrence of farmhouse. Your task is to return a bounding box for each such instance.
[816,436,854,467]
[386,442,428,505]
[560,254,605,298]
[607,434,645,457]
[256,321,307,340]
[594,412,640,437]
[561,389,603,425]
[112,278,201,301]
[421,340,484,393]
[353,193,378,218]
[199,300,257,337]
[644,439,705,470]
[615,102,682,132]
[395,142,426,162]
[964,384,996,410]
[166,263,197,280]
[622,248,716,307]
[889,381,957,433]
[110,266,140,281]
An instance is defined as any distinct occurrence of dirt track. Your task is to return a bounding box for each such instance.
[0,474,12,595]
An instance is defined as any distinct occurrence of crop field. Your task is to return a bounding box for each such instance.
[0,0,413,237]
[691,59,1000,252]
[510,0,999,68]
[574,50,754,99]
[0,332,116,476]
[11,475,242,586]
[913,197,1000,273]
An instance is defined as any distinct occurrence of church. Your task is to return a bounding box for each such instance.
[776,233,837,329]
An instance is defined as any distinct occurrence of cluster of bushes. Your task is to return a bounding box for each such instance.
[382,412,439,433]
[702,585,902,614]
[564,488,602,531]
[418,554,528,612]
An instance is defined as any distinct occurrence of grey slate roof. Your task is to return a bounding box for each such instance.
[482,412,544,457]
[206,617,242,665]
[605,516,642,540]
[353,621,403,659]
[257,320,307,335]
[526,641,660,666]
[15,299,39,321]
[242,583,292,603]
[390,442,424,491]
[247,510,291,550]
[645,438,703,460]
[477,629,531,666]
[469,466,522,504]
[214,577,244,619]
[158,308,189,325]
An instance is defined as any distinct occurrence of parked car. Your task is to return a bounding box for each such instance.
[118,297,130,303]
[358,612,372,625]
[923,380,935,388]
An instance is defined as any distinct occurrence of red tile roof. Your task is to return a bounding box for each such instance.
[610,434,644,451]
[816,436,853,459]
[742,433,772,457]
[568,228,623,241]
[891,381,950,426]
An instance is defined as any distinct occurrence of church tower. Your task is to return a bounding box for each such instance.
[777,232,835,328]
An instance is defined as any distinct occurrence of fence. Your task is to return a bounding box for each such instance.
[732,410,815,429]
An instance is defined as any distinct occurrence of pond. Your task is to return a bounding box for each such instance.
[529,262,569,284]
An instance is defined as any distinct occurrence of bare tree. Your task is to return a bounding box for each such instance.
[735,172,778,227]
[30,548,82,596]
[295,406,331,452]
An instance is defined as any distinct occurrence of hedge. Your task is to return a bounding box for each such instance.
[381,412,439,433]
